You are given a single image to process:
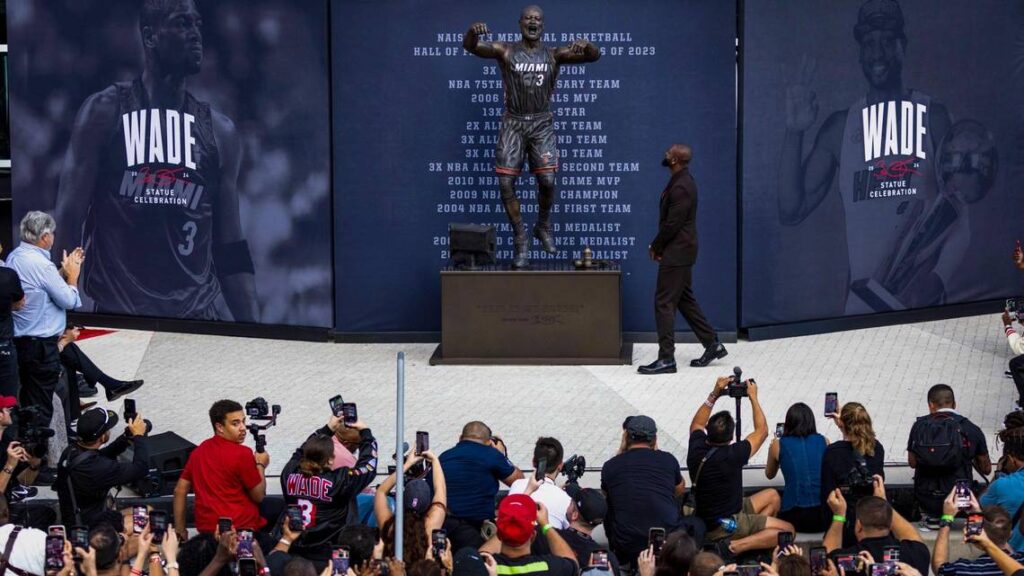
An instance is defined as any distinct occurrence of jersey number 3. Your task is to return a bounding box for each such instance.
[296,498,316,528]
[178,221,198,256]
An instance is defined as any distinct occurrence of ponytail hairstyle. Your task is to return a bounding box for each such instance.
[298,435,334,477]
[840,402,876,457]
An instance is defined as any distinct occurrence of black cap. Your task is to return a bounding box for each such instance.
[566,485,608,525]
[854,0,905,42]
[404,478,433,515]
[452,547,489,576]
[76,407,119,442]
[624,415,657,440]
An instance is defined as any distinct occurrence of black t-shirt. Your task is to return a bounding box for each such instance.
[0,268,24,340]
[686,430,751,523]
[820,440,886,547]
[600,448,684,559]
[492,553,577,576]
[829,535,930,576]
[906,412,987,481]
[556,528,621,576]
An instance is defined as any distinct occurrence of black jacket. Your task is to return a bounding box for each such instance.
[650,169,698,267]
[56,435,150,527]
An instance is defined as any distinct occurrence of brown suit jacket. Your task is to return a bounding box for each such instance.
[650,168,698,266]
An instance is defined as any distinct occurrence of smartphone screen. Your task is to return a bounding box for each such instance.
[535,457,547,481]
[882,546,900,563]
[341,403,358,425]
[329,395,345,417]
[415,431,429,456]
[777,531,794,551]
[431,529,446,557]
[967,513,984,536]
[69,526,89,552]
[132,506,147,534]
[47,525,66,539]
[332,549,350,575]
[775,423,785,438]
[589,551,609,569]
[237,529,255,559]
[45,535,64,571]
[955,480,971,510]
[836,556,858,572]
[649,527,666,555]
[825,392,838,416]
[287,505,303,531]
[738,566,761,576]
[870,564,889,576]
[124,399,137,422]
[218,517,233,534]
[810,547,827,573]
[149,511,167,544]
[239,558,258,576]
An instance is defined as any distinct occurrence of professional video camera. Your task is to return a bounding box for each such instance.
[15,406,54,458]
[726,366,748,398]
[840,458,876,500]
[245,397,280,454]
[561,454,586,484]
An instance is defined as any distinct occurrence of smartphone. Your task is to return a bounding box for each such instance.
[649,527,666,556]
[47,525,66,539]
[882,546,900,563]
[415,431,429,456]
[332,548,350,576]
[535,457,548,481]
[149,510,168,544]
[374,559,390,576]
[132,506,147,534]
[431,529,447,559]
[836,555,859,572]
[329,395,345,417]
[69,525,89,553]
[967,513,984,537]
[955,480,972,510]
[341,403,358,425]
[237,529,255,559]
[589,550,610,569]
[809,547,827,573]
[45,534,64,571]
[737,566,761,576]
[217,517,233,534]
[124,399,137,422]
[775,423,785,438]
[825,392,838,416]
[238,558,258,576]
[870,564,895,576]
[287,505,303,531]
[777,531,795,551]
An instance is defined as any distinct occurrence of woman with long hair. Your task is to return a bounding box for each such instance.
[980,410,1024,551]
[375,450,447,565]
[766,402,830,532]
[820,402,885,546]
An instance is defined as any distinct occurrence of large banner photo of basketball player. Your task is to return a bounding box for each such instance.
[8,0,332,327]
[741,0,1020,327]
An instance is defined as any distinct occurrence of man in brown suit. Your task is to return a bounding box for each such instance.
[638,144,727,375]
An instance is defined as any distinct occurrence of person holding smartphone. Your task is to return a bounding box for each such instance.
[279,413,377,566]
[55,406,149,528]
[375,448,447,564]
[931,489,1024,576]
[508,437,572,530]
[483,494,578,576]
[765,403,831,533]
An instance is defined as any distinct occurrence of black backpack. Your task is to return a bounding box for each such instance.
[910,413,967,470]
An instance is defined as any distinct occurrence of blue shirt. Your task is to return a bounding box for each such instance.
[779,434,827,510]
[980,470,1024,550]
[6,242,81,338]
[938,551,1024,576]
[438,440,516,522]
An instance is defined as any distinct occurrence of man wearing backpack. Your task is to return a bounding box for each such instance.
[907,384,991,528]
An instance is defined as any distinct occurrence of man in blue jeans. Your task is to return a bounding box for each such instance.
[438,421,523,551]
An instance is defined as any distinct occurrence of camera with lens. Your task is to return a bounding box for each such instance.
[726,366,749,399]
[15,406,54,458]
[561,454,586,484]
[245,397,281,454]
[840,459,875,499]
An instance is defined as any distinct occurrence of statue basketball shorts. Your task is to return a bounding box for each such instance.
[495,112,558,175]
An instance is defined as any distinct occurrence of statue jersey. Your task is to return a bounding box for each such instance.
[84,78,222,319]
[500,43,559,115]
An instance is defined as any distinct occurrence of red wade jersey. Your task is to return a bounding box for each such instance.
[84,79,221,318]
[500,43,559,115]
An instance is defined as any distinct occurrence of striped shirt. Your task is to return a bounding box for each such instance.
[493,553,577,576]
[938,551,1024,576]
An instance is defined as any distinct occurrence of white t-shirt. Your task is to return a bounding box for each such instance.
[508,478,572,530]
[0,524,47,576]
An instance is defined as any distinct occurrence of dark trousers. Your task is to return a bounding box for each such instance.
[443,516,485,553]
[13,336,61,431]
[61,342,121,390]
[655,265,717,359]
[1010,355,1024,405]
[0,339,19,397]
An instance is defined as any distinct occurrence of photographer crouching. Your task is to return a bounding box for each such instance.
[55,405,150,527]
[0,396,55,529]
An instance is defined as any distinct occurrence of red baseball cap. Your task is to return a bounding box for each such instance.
[497,494,537,547]
[0,397,17,410]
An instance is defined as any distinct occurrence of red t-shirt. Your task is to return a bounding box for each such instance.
[182,435,266,532]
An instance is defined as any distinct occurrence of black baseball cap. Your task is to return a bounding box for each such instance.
[76,407,119,442]
[854,0,905,42]
[566,484,608,525]
[624,415,657,440]
[452,547,489,576]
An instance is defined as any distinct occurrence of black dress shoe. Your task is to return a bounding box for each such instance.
[106,380,144,402]
[78,382,99,398]
[690,343,728,367]
[35,467,58,486]
[638,358,677,375]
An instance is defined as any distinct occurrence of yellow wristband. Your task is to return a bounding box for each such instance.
[832,515,847,523]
